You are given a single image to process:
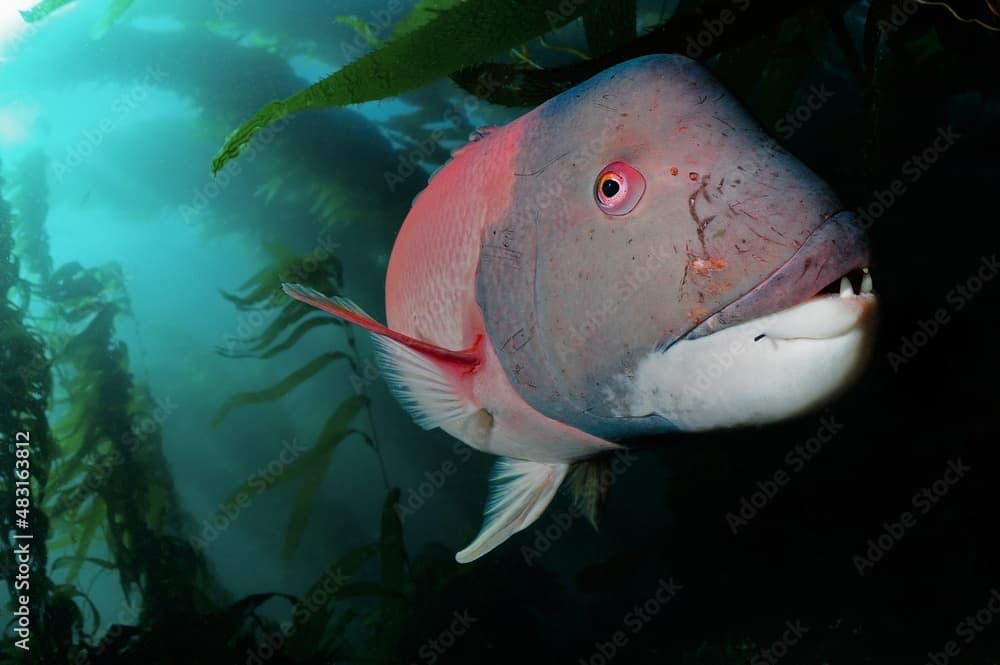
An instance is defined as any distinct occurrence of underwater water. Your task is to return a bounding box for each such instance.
[0,0,998,663]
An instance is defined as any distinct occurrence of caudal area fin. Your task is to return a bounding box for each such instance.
[455,458,569,563]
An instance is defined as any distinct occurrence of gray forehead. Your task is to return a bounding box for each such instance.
[475,58,690,440]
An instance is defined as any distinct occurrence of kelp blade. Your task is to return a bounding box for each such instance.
[210,351,352,427]
[211,0,592,174]
[92,0,135,39]
[282,395,370,559]
[19,0,74,23]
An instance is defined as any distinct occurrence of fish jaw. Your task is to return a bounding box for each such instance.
[627,292,877,430]
[683,210,872,341]
[474,54,862,440]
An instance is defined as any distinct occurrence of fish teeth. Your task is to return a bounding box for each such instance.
[839,276,853,297]
[861,267,873,295]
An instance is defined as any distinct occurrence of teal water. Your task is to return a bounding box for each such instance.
[1,2,998,664]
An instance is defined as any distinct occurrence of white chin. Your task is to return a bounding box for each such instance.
[626,291,878,431]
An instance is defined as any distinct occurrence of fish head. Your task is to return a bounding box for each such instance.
[476,54,877,438]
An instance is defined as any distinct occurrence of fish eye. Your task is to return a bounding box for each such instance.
[594,161,645,216]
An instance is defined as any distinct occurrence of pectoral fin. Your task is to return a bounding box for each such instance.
[456,458,569,563]
[282,283,481,430]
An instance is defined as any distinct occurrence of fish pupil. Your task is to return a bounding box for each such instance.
[601,178,620,198]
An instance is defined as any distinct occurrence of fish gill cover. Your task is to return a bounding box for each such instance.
[0,0,998,664]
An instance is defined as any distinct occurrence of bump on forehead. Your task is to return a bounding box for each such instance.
[538,55,710,119]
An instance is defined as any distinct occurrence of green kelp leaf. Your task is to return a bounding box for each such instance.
[320,609,359,654]
[210,396,368,557]
[226,300,315,354]
[59,586,97,637]
[257,317,339,359]
[211,0,592,174]
[452,4,812,107]
[66,502,107,584]
[253,174,285,205]
[283,460,331,561]
[19,0,74,23]
[218,316,339,360]
[52,555,116,573]
[287,543,378,657]
[92,0,135,39]
[11,150,53,280]
[282,395,371,559]
[46,261,103,302]
[210,351,352,426]
[373,487,407,662]
[904,31,947,66]
[201,593,298,645]
[380,488,406,592]
[390,0,465,38]
[220,243,342,310]
[334,15,384,47]
[583,0,636,57]
[34,585,91,651]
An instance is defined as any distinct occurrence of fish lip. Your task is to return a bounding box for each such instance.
[681,210,872,343]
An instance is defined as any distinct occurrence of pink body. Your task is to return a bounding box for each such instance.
[385,121,618,463]
[283,55,875,562]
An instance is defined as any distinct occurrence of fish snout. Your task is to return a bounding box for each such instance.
[686,210,873,340]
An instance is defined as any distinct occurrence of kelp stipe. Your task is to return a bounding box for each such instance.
[213,243,392,561]
[0,156,78,664]
[0,152,227,662]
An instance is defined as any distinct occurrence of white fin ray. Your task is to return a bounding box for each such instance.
[455,458,569,563]
[323,293,370,316]
[369,333,475,430]
[283,285,476,432]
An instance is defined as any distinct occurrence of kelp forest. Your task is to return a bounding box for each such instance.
[1,1,999,664]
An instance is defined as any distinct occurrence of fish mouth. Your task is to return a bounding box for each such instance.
[684,210,876,342]
[628,210,877,431]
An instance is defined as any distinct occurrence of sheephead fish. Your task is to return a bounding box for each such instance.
[283,54,877,563]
